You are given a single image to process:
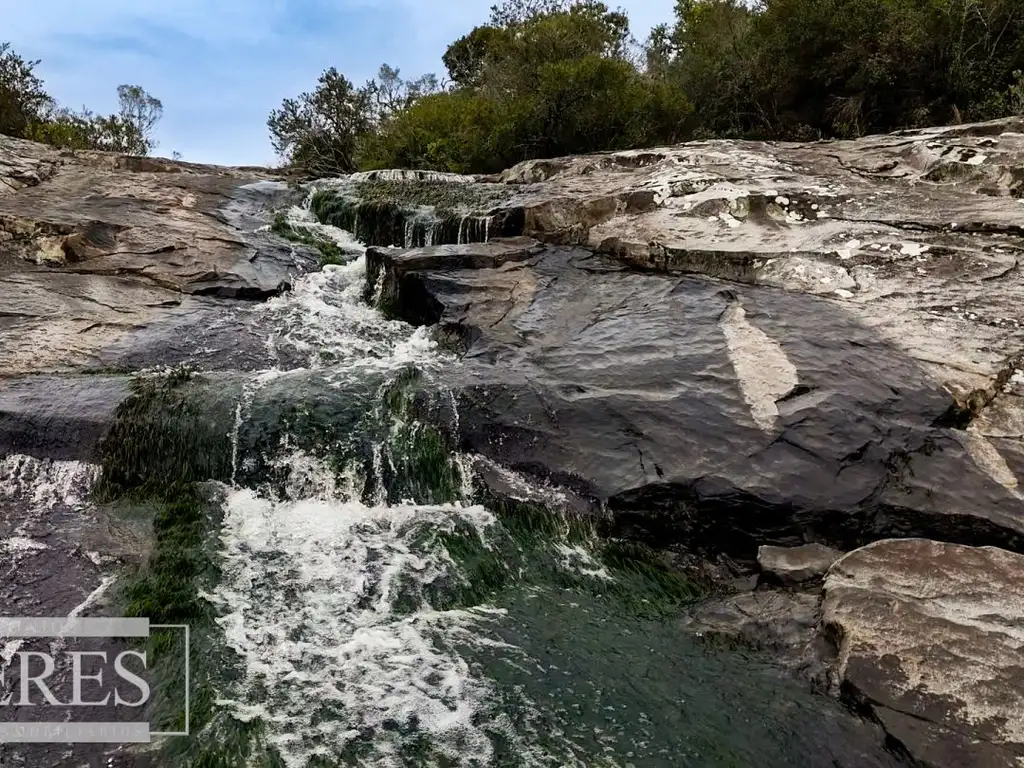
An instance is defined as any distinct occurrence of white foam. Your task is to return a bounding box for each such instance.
[1,537,48,551]
[257,255,440,373]
[207,486,507,767]
[0,455,100,511]
[555,544,612,581]
[283,204,365,254]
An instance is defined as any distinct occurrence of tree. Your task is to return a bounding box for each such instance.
[0,42,52,138]
[443,26,509,86]
[362,64,439,126]
[115,85,163,155]
[268,67,371,177]
[365,3,689,172]
[1,43,164,154]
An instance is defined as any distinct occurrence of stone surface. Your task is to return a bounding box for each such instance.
[376,239,1024,556]
[3,121,1024,767]
[366,117,1024,559]
[680,588,833,685]
[494,118,1024,410]
[758,543,843,585]
[0,135,315,374]
[822,538,1024,767]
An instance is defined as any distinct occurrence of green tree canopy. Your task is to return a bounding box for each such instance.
[268,0,1024,177]
[1,42,164,155]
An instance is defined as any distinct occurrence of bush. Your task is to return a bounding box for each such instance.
[1,41,163,154]
[269,0,1024,177]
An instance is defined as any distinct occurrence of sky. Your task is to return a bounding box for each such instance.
[5,0,677,166]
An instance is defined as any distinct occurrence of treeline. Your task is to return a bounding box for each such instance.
[271,0,1024,177]
[0,42,163,155]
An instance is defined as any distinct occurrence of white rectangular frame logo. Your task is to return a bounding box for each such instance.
[0,618,190,743]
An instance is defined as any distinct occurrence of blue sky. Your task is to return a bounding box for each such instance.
[6,0,676,166]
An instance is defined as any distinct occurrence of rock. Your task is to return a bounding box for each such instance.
[363,117,1024,559]
[0,375,129,461]
[680,589,833,685]
[822,538,1024,767]
[375,239,1024,557]
[0,135,316,374]
[758,543,843,585]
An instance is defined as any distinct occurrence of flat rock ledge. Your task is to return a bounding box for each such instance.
[0,134,315,374]
[758,543,842,586]
[822,538,1024,767]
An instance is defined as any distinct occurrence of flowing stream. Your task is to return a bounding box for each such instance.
[0,192,904,767]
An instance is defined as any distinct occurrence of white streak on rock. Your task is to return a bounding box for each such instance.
[720,303,799,432]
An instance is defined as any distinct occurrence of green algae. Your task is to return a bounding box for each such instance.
[310,184,511,248]
[270,211,349,266]
[94,369,235,501]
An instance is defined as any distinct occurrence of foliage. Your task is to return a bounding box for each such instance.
[270,0,1024,176]
[268,65,440,178]
[0,42,51,138]
[654,0,1024,139]
[364,2,690,173]
[114,84,163,154]
[1,41,163,155]
[267,67,370,177]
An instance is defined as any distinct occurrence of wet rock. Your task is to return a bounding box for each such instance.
[0,136,315,374]
[758,543,843,586]
[821,538,1024,767]
[680,589,833,686]
[0,375,129,461]
[361,118,1024,559]
[374,240,1024,557]
[350,119,1024,450]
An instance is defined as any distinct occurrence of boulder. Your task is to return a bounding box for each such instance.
[758,543,843,586]
[822,538,1024,767]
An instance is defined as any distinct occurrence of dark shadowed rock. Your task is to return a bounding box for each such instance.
[0,375,129,461]
[373,240,1024,557]
[679,589,834,685]
[821,539,1024,767]
[758,543,843,586]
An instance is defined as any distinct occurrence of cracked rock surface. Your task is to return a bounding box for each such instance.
[822,539,1024,767]
[3,118,1024,767]
[368,118,1024,768]
[0,134,315,374]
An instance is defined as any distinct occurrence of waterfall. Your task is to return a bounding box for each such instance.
[0,186,907,768]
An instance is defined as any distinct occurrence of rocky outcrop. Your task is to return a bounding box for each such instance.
[0,135,315,374]
[822,539,1024,767]
[359,120,1024,768]
[3,119,1024,767]
[364,118,1024,561]
[372,237,1024,556]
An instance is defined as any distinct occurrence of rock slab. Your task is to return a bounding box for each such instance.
[822,538,1024,767]
[0,135,314,374]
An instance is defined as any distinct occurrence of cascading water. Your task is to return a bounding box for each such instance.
[0,189,906,767]
[180,197,904,767]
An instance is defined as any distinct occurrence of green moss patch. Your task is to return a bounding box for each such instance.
[94,369,236,501]
[310,185,510,248]
[271,211,350,266]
